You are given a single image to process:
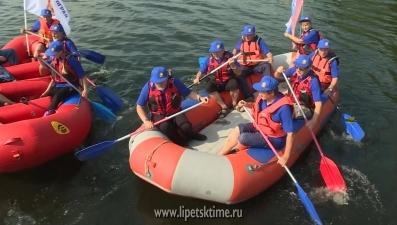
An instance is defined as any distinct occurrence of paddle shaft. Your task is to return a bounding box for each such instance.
[326,95,343,115]
[237,59,269,62]
[23,8,31,56]
[26,31,50,40]
[116,101,204,142]
[86,77,97,87]
[20,97,47,110]
[188,52,242,88]
[244,106,323,224]
[243,107,298,183]
[281,72,326,157]
[282,73,347,191]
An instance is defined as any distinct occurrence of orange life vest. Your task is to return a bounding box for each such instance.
[311,50,339,84]
[289,73,316,108]
[251,94,292,138]
[298,29,321,55]
[51,55,79,84]
[238,36,265,66]
[208,51,231,83]
[147,78,181,116]
[39,18,60,47]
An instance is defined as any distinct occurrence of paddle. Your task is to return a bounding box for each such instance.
[243,107,323,225]
[327,95,365,142]
[188,52,242,89]
[198,56,268,69]
[85,77,123,112]
[38,57,117,124]
[74,101,205,161]
[25,31,106,64]
[78,49,105,65]
[20,97,47,110]
[282,72,346,192]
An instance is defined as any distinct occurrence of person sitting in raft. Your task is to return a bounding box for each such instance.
[232,24,274,102]
[20,8,60,58]
[218,76,294,167]
[274,54,322,130]
[284,16,322,56]
[308,39,339,95]
[136,66,209,147]
[193,40,241,118]
[0,49,19,66]
[39,41,89,116]
[0,93,15,106]
[39,24,80,76]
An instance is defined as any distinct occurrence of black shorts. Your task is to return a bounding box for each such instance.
[205,78,239,93]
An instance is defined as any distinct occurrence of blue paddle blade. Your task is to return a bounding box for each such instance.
[97,86,123,112]
[296,184,323,225]
[341,113,365,142]
[90,101,117,124]
[198,57,206,68]
[75,140,117,161]
[78,49,106,64]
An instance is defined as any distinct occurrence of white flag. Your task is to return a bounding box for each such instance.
[24,0,71,35]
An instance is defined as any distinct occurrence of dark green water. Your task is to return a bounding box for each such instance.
[1,0,396,224]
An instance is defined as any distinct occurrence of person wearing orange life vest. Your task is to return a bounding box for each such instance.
[20,8,60,58]
[136,67,209,147]
[284,16,321,56]
[218,76,294,167]
[308,39,339,96]
[39,41,89,117]
[274,54,322,130]
[193,40,241,118]
[39,24,80,76]
[232,25,274,102]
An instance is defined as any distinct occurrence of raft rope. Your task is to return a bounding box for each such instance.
[144,140,170,178]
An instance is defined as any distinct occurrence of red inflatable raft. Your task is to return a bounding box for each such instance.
[1,35,41,81]
[0,81,92,172]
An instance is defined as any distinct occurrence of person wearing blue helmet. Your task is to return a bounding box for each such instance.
[309,39,340,95]
[39,41,89,116]
[20,8,60,58]
[219,76,294,167]
[194,40,241,118]
[275,54,322,130]
[136,67,209,147]
[284,16,322,56]
[39,24,80,76]
[233,25,274,102]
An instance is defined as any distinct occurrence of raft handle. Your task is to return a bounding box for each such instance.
[4,137,22,145]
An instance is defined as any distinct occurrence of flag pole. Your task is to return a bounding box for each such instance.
[23,0,31,57]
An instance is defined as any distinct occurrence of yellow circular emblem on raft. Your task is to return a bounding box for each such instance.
[51,121,70,135]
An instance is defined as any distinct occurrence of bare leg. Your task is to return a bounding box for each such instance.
[210,91,228,109]
[218,126,240,155]
[230,90,239,107]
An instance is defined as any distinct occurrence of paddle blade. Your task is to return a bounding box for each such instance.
[78,49,106,64]
[96,86,123,112]
[342,113,365,142]
[198,57,206,68]
[320,157,346,192]
[90,101,117,124]
[75,140,117,161]
[296,184,323,225]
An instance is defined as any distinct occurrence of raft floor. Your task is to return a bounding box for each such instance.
[189,83,289,154]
